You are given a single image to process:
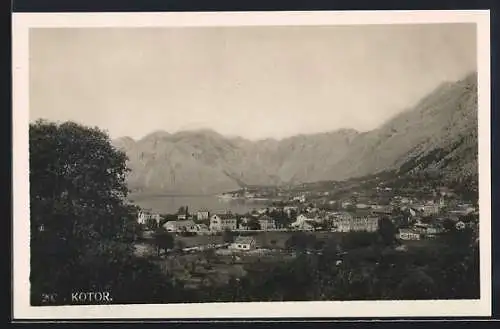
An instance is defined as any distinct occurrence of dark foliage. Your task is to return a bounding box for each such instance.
[203,228,479,302]
[29,120,177,305]
[222,229,235,243]
[153,228,174,255]
[285,232,319,251]
[378,217,397,246]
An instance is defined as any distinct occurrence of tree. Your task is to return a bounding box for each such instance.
[154,228,174,256]
[160,214,177,226]
[419,216,433,224]
[269,209,290,228]
[442,218,456,232]
[322,236,340,256]
[378,217,397,246]
[222,229,235,243]
[442,226,475,250]
[341,231,378,250]
[29,120,174,304]
[397,270,436,299]
[145,217,159,231]
[177,206,185,215]
[285,232,316,252]
[246,218,261,230]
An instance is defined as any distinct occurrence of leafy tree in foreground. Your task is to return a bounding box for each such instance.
[145,217,159,231]
[246,218,261,230]
[29,120,173,305]
[154,228,174,256]
[378,216,397,246]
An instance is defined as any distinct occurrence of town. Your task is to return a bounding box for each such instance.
[128,175,479,297]
[134,174,478,253]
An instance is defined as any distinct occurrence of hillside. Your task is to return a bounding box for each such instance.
[113,72,478,195]
[327,72,478,181]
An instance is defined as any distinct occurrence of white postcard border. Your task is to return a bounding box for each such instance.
[12,10,491,319]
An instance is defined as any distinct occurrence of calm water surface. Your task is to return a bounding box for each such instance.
[128,194,270,215]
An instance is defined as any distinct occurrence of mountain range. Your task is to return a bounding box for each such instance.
[113,72,478,195]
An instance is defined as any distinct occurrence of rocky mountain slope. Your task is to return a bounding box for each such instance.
[327,72,478,180]
[113,72,478,195]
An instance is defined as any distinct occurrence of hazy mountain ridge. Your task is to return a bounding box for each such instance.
[113,72,478,194]
[326,72,478,180]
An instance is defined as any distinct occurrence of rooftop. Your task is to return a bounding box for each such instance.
[214,213,236,220]
[234,236,256,244]
[164,219,195,227]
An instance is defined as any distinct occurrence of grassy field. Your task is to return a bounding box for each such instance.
[250,231,344,248]
[401,237,444,249]
[138,231,347,250]
[135,230,444,292]
[150,252,254,288]
[139,230,440,254]
[173,231,345,249]
[176,235,224,247]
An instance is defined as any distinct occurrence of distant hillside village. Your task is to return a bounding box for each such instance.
[137,181,479,249]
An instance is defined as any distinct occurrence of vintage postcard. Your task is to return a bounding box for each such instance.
[12,10,491,319]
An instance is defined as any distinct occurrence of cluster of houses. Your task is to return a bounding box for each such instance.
[396,214,477,241]
[138,208,380,235]
[398,221,443,241]
[136,187,478,242]
[391,197,477,240]
[137,209,283,234]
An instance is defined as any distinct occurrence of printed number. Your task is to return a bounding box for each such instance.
[41,293,58,304]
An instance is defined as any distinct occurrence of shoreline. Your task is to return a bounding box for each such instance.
[129,192,220,199]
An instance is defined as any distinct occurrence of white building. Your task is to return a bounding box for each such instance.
[258,215,276,231]
[455,221,466,230]
[414,203,440,217]
[356,203,370,209]
[291,214,315,231]
[341,201,352,209]
[196,210,210,221]
[163,220,196,233]
[256,208,268,215]
[283,206,299,216]
[292,195,306,203]
[423,204,440,216]
[210,213,238,231]
[335,216,379,233]
[398,229,421,240]
[137,210,161,226]
[293,214,311,224]
[229,236,257,251]
[449,204,476,216]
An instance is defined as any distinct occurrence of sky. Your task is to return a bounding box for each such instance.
[29,24,477,141]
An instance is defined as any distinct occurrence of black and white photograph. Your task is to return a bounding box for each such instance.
[12,11,491,319]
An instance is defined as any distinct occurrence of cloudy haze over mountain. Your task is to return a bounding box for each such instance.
[111,72,478,194]
[30,24,476,140]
